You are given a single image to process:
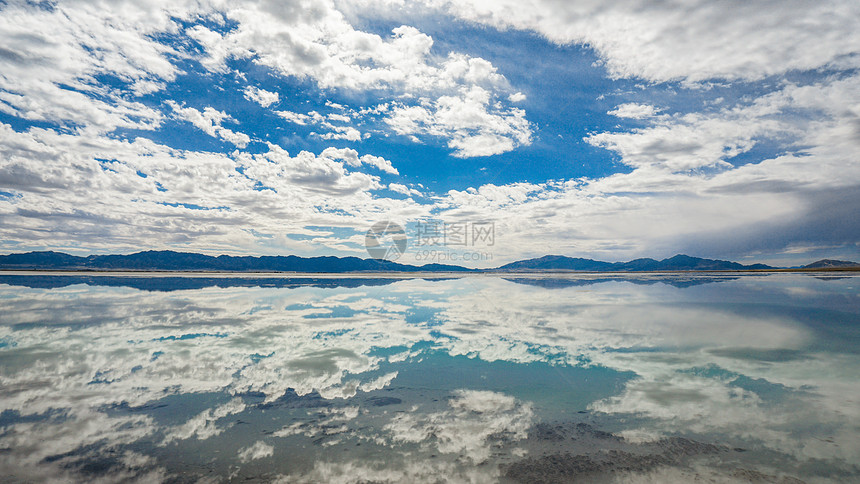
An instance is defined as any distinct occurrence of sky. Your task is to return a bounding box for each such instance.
[0,0,859,267]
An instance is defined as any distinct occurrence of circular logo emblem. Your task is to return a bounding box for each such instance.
[365,221,407,261]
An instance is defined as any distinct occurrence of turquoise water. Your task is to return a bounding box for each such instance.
[0,273,858,482]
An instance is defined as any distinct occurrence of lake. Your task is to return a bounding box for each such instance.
[0,273,858,483]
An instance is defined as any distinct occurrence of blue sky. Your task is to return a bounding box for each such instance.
[0,0,859,266]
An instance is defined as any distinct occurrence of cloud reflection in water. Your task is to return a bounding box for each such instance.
[0,274,857,482]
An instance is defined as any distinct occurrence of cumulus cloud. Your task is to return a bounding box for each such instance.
[276,110,324,126]
[508,91,526,103]
[243,86,280,107]
[167,101,251,148]
[195,13,505,94]
[276,109,369,142]
[318,147,398,175]
[608,103,660,119]
[315,124,362,141]
[238,144,387,196]
[388,183,422,197]
[354,153,399,175]
[385,86,531,157]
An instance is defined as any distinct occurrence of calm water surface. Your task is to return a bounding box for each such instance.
[0,273,858,483]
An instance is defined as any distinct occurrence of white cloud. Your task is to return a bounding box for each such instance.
[276,110,323,125]
[238,144,384,196]
[426,0,860,83]
[315,124,362,141]
[388,183,422,197]
[276,109,367,141]
[243,86,280,107]
[167,101,251,148]
[327,113,351,122]
[318,147,398,175]
[607,103,660,119]
[385,86,531,158]
[358,154,399,175]
[508,91,526,103]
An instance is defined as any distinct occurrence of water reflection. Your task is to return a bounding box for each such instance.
[0,274,405,291]
[0,274,857,482]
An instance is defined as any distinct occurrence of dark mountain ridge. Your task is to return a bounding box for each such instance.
[0,250,798,272]
[495,253,775,272]
[0,250,472,273]
[803,259,860,269]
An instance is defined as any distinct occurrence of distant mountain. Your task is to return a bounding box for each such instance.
[496,255,615,272]
[614,258,661,271]
[619,254,748,271]
[7,250,848,273]
[496,254,774,272]
[0,250,473,273]
[803,259,860,269]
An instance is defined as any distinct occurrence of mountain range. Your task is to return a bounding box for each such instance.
[494,254,775,271]
[0,251,470,272]
[801,259,860,269]
[1,250,854,273]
